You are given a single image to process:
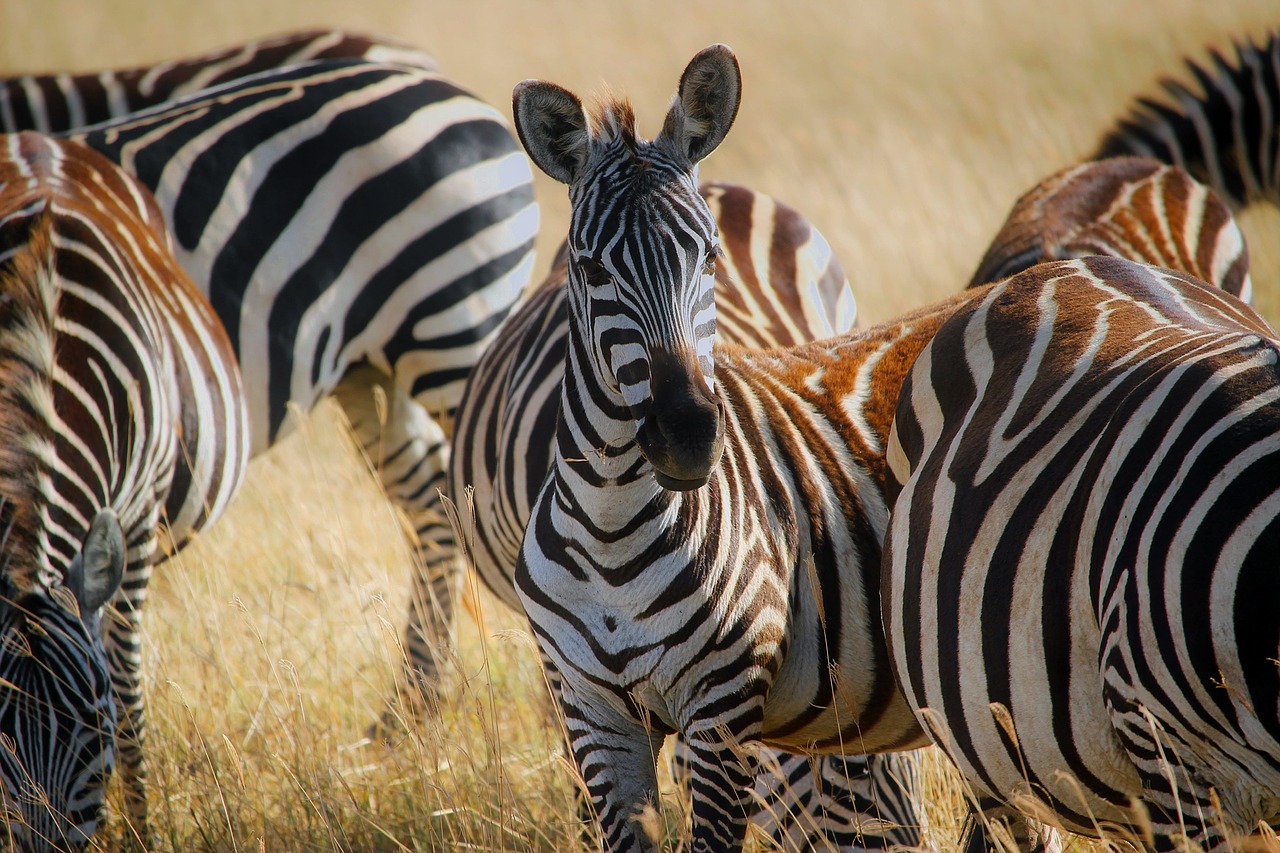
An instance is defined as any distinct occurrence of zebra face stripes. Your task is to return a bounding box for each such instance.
[883,256,1280,851]
[513,44,738,491]
[0,512,122,851]
[0,133,249,852]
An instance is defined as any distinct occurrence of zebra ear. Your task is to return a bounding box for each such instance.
[660,44,741,165]
[513,80,590,185]
[67,509,125,614]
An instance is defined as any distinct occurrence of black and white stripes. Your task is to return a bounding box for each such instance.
[884,256,1280,851]
[0,132,248,852]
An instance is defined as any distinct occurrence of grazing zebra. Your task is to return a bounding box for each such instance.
[450,178,922,851]
[970,156,1251,302]
[882,255,1280,851]
[26,57,535,724]
[1094,30,1279,210]
[511,45,937,852]
[0,133,248,852]
[0,28,437,134]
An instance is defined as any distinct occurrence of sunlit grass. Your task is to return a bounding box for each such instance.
[2,1,1277,850]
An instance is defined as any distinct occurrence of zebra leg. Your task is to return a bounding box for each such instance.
[102,602,151,849]
[333,364,459,731]
[958,795,1061,853]
[671,741,924,850]
[558,692,666,853]
[679,727,761,853]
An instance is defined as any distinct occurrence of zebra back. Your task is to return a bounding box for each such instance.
[971,156,1252,301]
[0,131,248,852]
[67,57,537,451]
[1094,31,1280,209]
[885,256,1280,850]
[0,29,437,134]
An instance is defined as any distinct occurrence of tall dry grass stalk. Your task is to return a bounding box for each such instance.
[0,2,1277,850]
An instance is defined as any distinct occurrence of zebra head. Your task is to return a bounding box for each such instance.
[1,509,124,852]
[513,45,741,491]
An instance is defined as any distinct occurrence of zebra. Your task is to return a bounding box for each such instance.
[1094,30,1279,211]
[450,177,922,851]
[0,132,249,851]
[882,255,1280,851]
[0,54,539,729]
[969,155,1252,302]
[510,45,939,852]
[0,28,438,134]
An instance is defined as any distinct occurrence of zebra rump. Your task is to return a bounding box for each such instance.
[884,256,1280,851]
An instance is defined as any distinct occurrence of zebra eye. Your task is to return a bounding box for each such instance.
[702,254,717,278]
[577,256,613,289]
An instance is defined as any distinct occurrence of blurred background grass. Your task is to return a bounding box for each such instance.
[2,2,1278,850]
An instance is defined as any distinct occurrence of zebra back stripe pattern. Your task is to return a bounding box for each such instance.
[69,57,538,451]
[970,156,1252,302]
[0,29,438,135]
[1094,30,1280,209]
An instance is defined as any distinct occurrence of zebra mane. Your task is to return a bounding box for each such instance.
[588,95,639,151]
[0,208,59,595]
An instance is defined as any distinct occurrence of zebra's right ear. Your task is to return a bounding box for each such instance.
[513,80,590,185]
[67,509,125,615]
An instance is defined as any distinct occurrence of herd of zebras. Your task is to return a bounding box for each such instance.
[0,22,1276,853]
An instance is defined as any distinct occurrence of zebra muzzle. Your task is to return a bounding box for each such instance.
[636,352,725,490]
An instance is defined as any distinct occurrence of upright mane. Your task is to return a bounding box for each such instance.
[0,208,58,594]
[589,95,638,149]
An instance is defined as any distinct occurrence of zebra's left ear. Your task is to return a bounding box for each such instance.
[660,44,741,166]
[67,509,125,615]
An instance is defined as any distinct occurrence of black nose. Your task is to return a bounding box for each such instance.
[636,349,725,490]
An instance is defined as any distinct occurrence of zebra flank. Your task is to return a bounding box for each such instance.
[884,256,1280,851]
[970,156,1252,302]
[0,50,539,732]
[0,29,438,135]
[1095,31,1280,209]
[0,132,248,852]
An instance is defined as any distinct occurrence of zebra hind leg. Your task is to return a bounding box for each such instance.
[332,364,461,737]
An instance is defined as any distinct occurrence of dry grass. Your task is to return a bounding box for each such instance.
[1,1,1278,850]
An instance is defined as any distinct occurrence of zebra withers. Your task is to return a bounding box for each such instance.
[450,178,923,851]
[511,46,935,852]
[883,256,1280,850]
[0,28,438,134]
[0,133,249,851]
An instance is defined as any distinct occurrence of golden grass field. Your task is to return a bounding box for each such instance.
[3,1,1280,850]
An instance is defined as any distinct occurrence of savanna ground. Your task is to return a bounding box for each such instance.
[3,2,1280,850]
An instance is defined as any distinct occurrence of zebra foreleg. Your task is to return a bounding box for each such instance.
[559,691,667,853]
[958,795,1062,853]
[333,365,460,733]
[679,726,762,853]
[101,602,151,850]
